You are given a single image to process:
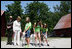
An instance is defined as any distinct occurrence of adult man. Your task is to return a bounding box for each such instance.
[7,16,13,45]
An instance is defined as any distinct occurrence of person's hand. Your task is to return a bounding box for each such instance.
[20,31,22,34]
[23,30,26,33]
[13,30,16,33]
[23,32,25,35]
[7,26,11,29]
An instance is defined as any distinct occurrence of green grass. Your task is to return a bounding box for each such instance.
[1,37,7,41]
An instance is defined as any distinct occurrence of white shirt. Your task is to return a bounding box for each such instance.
[13,20,21,32]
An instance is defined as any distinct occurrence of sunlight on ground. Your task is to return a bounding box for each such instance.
[1,37,71,48]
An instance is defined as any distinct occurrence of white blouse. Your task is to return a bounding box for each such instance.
[13,20,21,32]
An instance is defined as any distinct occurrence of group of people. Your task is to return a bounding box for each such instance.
[6,16,49,47]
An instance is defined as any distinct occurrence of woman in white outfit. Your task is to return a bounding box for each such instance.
[13,16,21,45]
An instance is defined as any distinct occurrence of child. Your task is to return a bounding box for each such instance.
[33,20,41,47]
[40,23,44,46]
[41,23,49,46]
[23,17,32,47]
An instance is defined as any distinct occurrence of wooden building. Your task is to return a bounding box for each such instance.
[53,14,71,37]
[1,10,6,37]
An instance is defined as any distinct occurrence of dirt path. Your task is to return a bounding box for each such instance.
[1,38,71,48]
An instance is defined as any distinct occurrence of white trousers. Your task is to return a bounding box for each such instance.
[14,30,20,45]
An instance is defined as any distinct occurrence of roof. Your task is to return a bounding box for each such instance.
[1,10,5,16]
[54,14,71,30]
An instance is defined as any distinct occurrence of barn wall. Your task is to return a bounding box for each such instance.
[54,28,71,37]
[1,12,6,37]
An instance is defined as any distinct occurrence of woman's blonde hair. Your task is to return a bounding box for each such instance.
[17,16,21,20]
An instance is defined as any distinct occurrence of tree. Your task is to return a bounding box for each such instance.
[25,1,50,24]
[5,1,23,20]
[53,1,71,30]
[54,1,71,16]
[5,1,71,35]
[24,1,56,34]
[5,1,24,33]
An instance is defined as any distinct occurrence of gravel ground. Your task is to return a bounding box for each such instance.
[1,38,71,48]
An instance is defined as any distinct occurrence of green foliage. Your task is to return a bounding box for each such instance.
[54,1,71,16]
[5,1,71,35]
[53,1,71,33]
[5,1,23,20]
[25,1,50,23]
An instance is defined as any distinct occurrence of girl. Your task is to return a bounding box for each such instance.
[40,23,44,46]
[41,23,49,46]
[13,16,22,45]
[33,20,41,47]
[23,17,32,47]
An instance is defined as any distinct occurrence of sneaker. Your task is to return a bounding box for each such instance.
[9,42,13,45]
[35,44,37,47]
[11,42,14,45]
[25,45,29,48]
[22,44,24,47]
[47,44,49,46]
[39,44,41,47]
[16,43,18,45]
[6,42,10,45]
[41,43,44,46]
[6,43,9,45]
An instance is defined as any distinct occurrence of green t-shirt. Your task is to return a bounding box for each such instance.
[35,25,40,32]
[25,22,31,31]
[41,27,48,32]
[46,28,48,31]
[41,27,43,31]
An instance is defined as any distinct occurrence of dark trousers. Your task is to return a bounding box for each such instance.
[7,29,13,44]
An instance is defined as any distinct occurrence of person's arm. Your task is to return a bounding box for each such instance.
[7,21,11,29]
[46,31,47,35]
[33,24,36,34]
[33,28,35,34]
[7,22,8,28]
[13,21,16,33]
[24,22,31,32]
[23,26,26,35]
[46,28,48,35]
[20,22,22,32]
[11,21,13,28]
[7,26,11,29]
[24,26,30,32]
